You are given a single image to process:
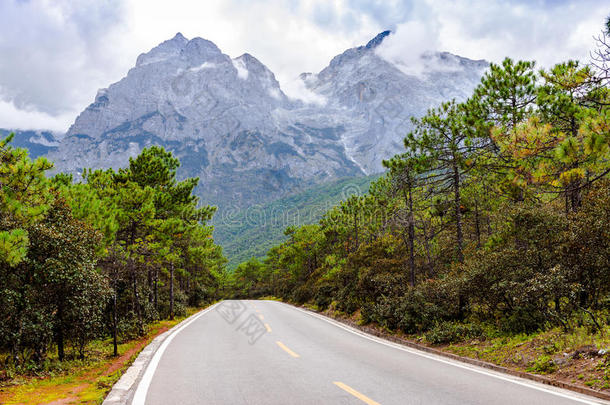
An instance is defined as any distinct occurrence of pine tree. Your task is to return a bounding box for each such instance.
[405,100,474,263]
[383,155,419,286]
[465,58,538,201]
[0,134,53,266]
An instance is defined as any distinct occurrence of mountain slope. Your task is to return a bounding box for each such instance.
[214,175,380,269]
[303,31,488,173]
[48,31,487,210]
[49,33,362,207]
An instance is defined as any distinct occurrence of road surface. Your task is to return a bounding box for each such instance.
[131,300,607,405]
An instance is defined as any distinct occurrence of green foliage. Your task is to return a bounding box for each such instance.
[214,175,379,269]
[424,322,484,345]
[229,23,610,345]
[0,133,53,266]
[0,198,110,365]
[527,355,558,374]
[0,142,226,370]
[230,258,269,298]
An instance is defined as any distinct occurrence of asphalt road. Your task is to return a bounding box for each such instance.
[132,300,607,405]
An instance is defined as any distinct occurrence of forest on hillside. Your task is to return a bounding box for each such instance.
[227,20,610,346]
[0,141,225,372]
[215,175,379,269]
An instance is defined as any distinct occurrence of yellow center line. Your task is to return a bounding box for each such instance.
[276,341,300,358]
[264,323,272,333]
[333,382,381,405]
[258,314,264,320]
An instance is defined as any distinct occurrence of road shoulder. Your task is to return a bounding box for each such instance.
[103,305,216,405]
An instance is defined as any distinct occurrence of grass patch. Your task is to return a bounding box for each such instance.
[440,324,610,391]
[257,296,283,302]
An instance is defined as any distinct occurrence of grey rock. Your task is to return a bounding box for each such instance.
[552,354,570,367]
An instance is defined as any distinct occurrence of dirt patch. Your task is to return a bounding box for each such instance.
[0,323,176,405]
[103,326,169,376]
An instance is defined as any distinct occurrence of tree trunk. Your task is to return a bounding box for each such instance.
[474,197,481,248]
[452,160,464,263]
[112,291,118,357]
[57,332,64,361]
[132,260,143,335]
[169,262,175,320]
[148,267,153,304]
[129,221,143,334]
[154,267,158,313]
[353,211,359,250]
[421,218,435,277]
[402,187,416,287]
[452,159,465,319]
[56,305,65,361]
[567,115,582,212]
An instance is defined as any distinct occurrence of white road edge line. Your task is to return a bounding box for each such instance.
[131,303,218,405]
[277,302,604,405]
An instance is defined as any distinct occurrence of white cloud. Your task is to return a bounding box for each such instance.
[376,0,608,76]
[429,0,608,68]
[232,58,249,80]
[375,20,442,77]
[188,62,217,73]
[0,0,606,132]
[0,99,75,132]
[281,77,327,106]
[0,0,130,131]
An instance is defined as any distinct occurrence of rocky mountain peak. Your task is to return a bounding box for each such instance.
[233,53,286,101]
[173,32,187,42]
[50,32,488,209]
[135,32,188,67]
[365,30,391,49]
[325,30,392,71]
[135,33,225,69]
[183,37,225,66]
[235,53,268,75]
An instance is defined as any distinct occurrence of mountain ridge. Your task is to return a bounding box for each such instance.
[46,31,487,209]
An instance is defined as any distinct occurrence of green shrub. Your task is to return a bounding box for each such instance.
[313,285,334,309]
[527,355,558,374]
[291,285,312,305]
[424,321,484,345]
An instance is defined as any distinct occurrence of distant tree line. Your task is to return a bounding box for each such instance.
[0,140,225,370]
[227,20,610,343]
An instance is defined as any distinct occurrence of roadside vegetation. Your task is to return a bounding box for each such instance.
[0,308,204,404]
[443,324,610,390]
[0,137,226,400]
[226,19,610,392]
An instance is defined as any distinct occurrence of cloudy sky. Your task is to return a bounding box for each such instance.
[0,0,607,132]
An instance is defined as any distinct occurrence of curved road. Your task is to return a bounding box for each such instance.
[131,300,606,405]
